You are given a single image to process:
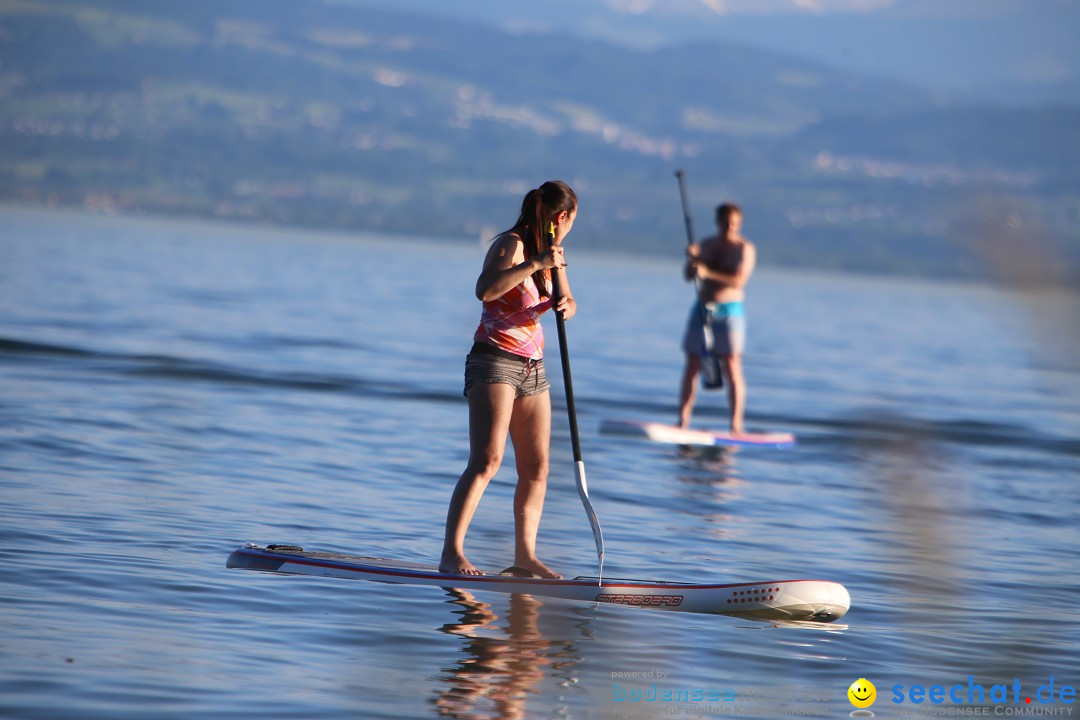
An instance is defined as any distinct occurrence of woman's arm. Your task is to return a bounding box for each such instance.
[475,233,563,302]
[552,265,576,320]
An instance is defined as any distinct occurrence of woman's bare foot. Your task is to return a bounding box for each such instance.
[512,557,562,580]
[440,551,484,576]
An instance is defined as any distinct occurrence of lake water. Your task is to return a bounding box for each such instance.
[1,206,1077,719]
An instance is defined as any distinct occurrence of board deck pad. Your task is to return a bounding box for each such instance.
[227,543,848,622]
[599,418,795,448]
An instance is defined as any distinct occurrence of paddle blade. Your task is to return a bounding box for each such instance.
[574,460,604,584]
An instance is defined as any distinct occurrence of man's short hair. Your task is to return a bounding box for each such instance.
[716,203,741,224]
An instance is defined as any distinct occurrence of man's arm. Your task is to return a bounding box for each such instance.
[695,242,756,289]
[684,241,705,281]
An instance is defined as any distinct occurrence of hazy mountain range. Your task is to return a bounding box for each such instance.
[2,0,1077,280]
[350,0,1080,104]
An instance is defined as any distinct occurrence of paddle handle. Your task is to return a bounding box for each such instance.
[675,169,696,248]
[547,225,583,463]
[675,168,702,295]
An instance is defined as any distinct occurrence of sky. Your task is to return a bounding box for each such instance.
[347,0,1080,103]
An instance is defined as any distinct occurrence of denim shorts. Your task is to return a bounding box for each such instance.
[463,345,550,398]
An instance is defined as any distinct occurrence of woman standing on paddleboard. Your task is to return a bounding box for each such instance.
[440,181,578,579]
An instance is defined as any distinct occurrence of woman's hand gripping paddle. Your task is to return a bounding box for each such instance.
[547,222,605,584]
[675,170,723,390]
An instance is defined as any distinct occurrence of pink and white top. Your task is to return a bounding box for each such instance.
[473,273,552,360]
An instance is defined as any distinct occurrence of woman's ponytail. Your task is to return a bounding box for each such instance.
[510,181,577,298]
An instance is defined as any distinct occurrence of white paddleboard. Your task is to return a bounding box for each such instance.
[600,418,796,448]
[227,543,848,622]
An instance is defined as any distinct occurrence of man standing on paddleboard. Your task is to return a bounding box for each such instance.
[677,203,757,433]
[440,181,578,579]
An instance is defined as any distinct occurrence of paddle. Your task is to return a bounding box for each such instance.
[675,169,722,389]
[547,222,605,584]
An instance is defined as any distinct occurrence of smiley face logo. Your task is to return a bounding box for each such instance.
[848,678,877,709]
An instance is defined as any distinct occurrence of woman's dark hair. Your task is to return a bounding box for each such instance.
[509,180,577,297]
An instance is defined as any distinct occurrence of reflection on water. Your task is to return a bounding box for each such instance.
[677,447,746,539]
[433,590,583,720]
[677,444,742,473]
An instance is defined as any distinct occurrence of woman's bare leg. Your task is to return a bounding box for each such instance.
[507,391,562,579]
[441,382,515,575]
